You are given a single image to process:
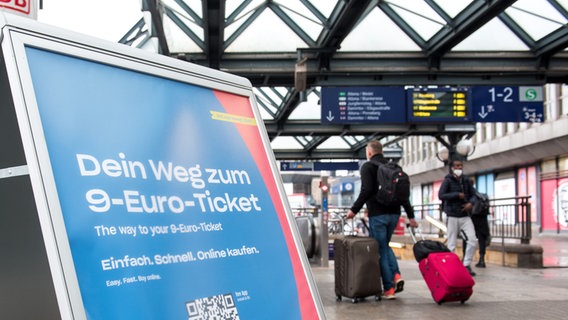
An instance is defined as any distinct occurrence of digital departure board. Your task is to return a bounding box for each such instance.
[407,87,472,123]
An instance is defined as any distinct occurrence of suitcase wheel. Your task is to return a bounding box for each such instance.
[336,295,342,302]
[375,295,381,301]
[351,297,358,304]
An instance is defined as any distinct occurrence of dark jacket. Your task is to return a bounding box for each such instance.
[438,173,475,218]
[350,154,415,219]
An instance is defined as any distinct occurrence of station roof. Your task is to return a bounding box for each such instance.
[37,0,568,161]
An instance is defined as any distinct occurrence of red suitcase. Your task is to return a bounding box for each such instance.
[419,251,475,304]
[408,225,475,304]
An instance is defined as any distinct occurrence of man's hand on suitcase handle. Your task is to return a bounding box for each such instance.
[408,218,418,228]
[345,210,356,219]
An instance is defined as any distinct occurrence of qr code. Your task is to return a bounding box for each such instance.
[186,293,240,320]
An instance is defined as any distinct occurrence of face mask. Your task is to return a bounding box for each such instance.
[453,169,463,177]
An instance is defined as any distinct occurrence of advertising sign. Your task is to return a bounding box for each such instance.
[541,178,568,232]
[0,0,37,19]
[2,15,322,319]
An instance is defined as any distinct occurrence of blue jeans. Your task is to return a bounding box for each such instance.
[369,214,401,291]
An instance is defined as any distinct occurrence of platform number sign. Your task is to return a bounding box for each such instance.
[472,86,544,123]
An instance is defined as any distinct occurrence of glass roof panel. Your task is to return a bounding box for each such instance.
[308,0,340,17]
[162,0,203,52]
[271,136,304,149]
[254,87,290,120]
[558,0,568,11]
[298,136,314,144]
[342,135,364,146]
[37,0,142,42]
[34,1,568,159]
[387,0,446,41]
[225,9,308,52]
[275,1,326,41]
[224,8,255,43]
[317,136,351,149]
[453,17,529,51]
[433,0,473,18]
[289,91,321,120]
[256,107,273,120]
[339,8,421,51]
[259,87,286,105]
[225,0,264,14]
[253,90,278,120]
[163,0,202,20]
[505,0,567,41]
[163,14,204,53]
[225,0,266,45]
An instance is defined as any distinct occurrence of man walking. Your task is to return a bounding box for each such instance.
[438,159,477,276]
[469,179,491,268]
[346,140,418,300]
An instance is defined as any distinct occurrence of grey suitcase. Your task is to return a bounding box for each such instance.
[334,236,382,303]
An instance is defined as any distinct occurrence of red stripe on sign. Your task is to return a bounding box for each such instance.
[213,90,319,319]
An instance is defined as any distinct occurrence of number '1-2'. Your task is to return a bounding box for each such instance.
[489,87,513,103]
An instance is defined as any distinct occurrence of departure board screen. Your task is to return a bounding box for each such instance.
[407,87,472,123]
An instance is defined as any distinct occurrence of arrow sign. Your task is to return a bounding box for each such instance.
[477,104,493,119]
[326,110,334,122]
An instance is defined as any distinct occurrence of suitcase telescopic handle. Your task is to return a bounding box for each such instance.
[406,223,425,244]
[340,213,356,236]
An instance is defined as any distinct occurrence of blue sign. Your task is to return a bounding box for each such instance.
[407,87,473,123]
[328,182,355,195]
[25,47,319,319]
[280,162,314,171]
[321,87,406,124]
[341,182,354,193]
[472,86,544,122]
[330,184,341,194]
[315,162,359,171]
[280,161,360,171]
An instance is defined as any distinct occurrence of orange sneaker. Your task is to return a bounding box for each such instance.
[394,273,404,293]
[382,288,396,300]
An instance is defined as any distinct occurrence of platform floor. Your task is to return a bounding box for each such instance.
[311,234,568,320]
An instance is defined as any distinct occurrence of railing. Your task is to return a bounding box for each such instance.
[489,196,532,244]
[412,203,445,236]
[292,207,355,236]
[413,196,532,244]
[292,195,533,244]
[291,207,320,217]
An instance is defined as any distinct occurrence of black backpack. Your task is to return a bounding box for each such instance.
[472,191,490,215]
[371,159,410,206]
[412,239,451,262]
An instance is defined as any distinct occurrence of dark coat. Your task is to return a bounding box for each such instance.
[350,154,415,219]
[438,173,475,218]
